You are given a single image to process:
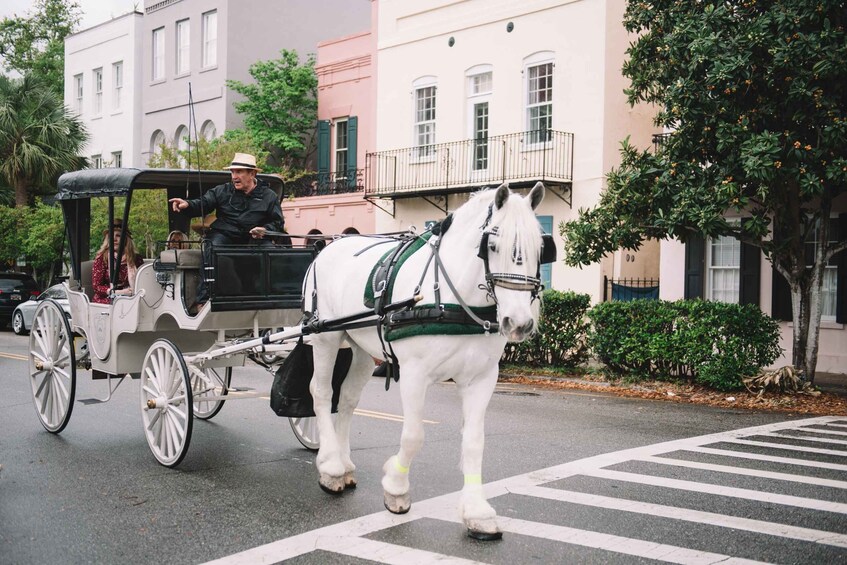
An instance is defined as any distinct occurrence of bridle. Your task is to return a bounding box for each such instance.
[475,204,557,303]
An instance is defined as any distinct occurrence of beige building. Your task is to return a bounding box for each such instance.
[367,0,657,299]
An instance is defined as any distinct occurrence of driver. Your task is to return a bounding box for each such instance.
[168,153,284,309]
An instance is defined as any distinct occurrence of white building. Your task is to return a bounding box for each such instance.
[367,0,657,300]
[64,11,144,167]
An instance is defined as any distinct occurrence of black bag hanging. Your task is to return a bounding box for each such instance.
[270,337,353,418]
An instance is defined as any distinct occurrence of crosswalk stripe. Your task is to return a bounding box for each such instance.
[510,485,847,548]
[583,468,847,513]
[686,446,847,472]
[753,432,847,446]
[637,454,847,489]
[430,510,767,565]
[721,438,847,456]
[316,536,485,564]
[797,426,847,437]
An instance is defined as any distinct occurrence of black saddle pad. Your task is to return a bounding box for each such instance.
[270,338,353,418]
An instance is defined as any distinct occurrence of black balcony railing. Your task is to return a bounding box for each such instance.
[603,276,660,302]
[285,169,364,198]
[652,132,671,152]
[365,129,573,198]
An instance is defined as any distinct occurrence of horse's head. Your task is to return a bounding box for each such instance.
[474,182,550,342]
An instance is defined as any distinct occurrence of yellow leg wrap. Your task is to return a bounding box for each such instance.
[394,458,410,474]
[464,474,482,485]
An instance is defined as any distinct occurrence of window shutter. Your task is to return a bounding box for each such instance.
[537,215,553,290]
[317,120,330,176]
[684,234,705,299]
[346,116,358,181]
[739,219,761,306]
[771,265,792,321]
[837,213,846,324]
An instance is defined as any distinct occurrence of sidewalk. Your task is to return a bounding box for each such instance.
[815,372,847,397]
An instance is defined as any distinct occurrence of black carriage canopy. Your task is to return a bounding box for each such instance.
[57,168,285,283]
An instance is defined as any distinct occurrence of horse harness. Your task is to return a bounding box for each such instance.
[303,207,557,389]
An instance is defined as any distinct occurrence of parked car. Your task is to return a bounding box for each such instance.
[1,272,41,330]
[11,283,71,335]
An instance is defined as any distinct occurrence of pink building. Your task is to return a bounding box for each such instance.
[282,6,377,241]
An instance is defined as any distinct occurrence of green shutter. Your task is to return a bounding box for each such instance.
[537,215,553,290]
[346,116,358,182]
[684,234,705,299]
[318,120,331,192]
[739,219,761,306]
[837,214,846,324]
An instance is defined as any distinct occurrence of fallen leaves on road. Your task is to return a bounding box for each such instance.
[498,371,847,416]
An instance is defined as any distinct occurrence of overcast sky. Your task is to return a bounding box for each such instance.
[1,0,140,32]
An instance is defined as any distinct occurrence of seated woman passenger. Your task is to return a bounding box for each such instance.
[166,230,190,250]
[91,221,144,304]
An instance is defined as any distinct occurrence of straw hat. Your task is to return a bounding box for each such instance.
[224,153,262,171]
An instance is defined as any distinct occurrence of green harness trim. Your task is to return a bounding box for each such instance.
[364,232,432,308]
[385,303,498,342]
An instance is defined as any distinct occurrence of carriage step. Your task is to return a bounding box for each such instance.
[77,397,110,405]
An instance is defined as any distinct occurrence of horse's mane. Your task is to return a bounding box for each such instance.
[452,187,542,275]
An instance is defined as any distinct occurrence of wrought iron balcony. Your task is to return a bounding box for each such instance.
[365,129,573,199]
[652,132,671,152]
[284,169,364,198]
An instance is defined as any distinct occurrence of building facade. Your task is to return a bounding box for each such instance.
[367,0,657,299]
[64,12,144,167]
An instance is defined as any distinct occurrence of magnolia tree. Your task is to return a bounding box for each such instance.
[562,1,847,382]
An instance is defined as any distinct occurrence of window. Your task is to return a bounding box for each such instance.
[150,130,166,158]
[526,61,553,144]
[470,71,492,96]
[806,219,839,320]
[414,82,436,159]
[92,154,103,169]
[74,74,83,113]
[112,61,123,110]
[93,68,103,114]
[201,119,216,140]
[176,19,190,75]
[467,69,492,172]
[152,27,165,80]
[175,125,189,167]
[335,118,348,178]
[202,10,217,68]
[111,151,122,168]
[706,228,741,304]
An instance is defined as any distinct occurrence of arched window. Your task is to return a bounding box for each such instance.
[342,227,360,235]
[201,120,217,140]
[523,51,555,144]
[308,229,326,252]
[150,129,166,159]
[412,76,437,159]
[175,125,189,167]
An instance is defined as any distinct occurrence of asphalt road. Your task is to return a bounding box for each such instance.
[1,329,844,564]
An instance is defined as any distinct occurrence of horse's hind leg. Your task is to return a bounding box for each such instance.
[382,372,430,514]
[334,343,376,490]
[457,367,502,540]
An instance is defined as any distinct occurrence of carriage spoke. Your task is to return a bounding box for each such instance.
[146,408,162,431]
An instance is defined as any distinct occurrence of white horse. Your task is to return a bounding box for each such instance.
[303,182,547,539]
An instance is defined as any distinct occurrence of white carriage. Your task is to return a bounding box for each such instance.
[27,168,319,466]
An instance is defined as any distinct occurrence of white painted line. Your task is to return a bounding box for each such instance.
[797,426,847,437]
[721,438,847,457]
[429,509,767,565]
[686,446,847,472]
[821,423,847,429]
[316,536,486,564]
[510,485,847,548]
[202,416,845,565]
[583,468,847,514]
[637,455,847,489]
[757,431,847,446]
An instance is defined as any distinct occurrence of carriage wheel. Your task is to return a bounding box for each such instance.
[289,417,320,451]
[29,300,76,433]
[140,339,193,467]
[191,366,232,420]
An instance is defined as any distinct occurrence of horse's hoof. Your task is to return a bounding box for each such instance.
[383,492,411,514]
[318,476,345,495]
[468,529,503,541]
[344,474,357,489]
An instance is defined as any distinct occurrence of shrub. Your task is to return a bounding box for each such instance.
[587,299,781,390]
[501,290,591,368]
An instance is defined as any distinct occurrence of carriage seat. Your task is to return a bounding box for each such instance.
[158,249,202,269]
[67,260,95,301]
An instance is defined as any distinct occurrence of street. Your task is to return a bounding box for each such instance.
[1,329,845,564]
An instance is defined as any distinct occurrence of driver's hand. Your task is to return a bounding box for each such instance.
[250,227,266,239]
[169,198,188,212]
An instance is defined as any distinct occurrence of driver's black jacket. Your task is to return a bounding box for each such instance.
[183,180,284,239]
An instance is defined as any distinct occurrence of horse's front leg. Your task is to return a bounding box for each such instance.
[333,344,376,490]
[457,367,502,540]
[382,372,430,514]
[311,334,347,494]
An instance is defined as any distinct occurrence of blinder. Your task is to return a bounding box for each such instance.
[477,230,557,265]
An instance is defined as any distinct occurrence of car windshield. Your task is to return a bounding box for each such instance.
[0,276,39,292]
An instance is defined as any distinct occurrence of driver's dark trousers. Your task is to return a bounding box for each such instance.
[196,230,274,304]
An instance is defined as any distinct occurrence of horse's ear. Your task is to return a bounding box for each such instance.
[494,183,510,210]
[528,182,545,210]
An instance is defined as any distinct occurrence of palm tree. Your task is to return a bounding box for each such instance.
[0,74,87,207]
